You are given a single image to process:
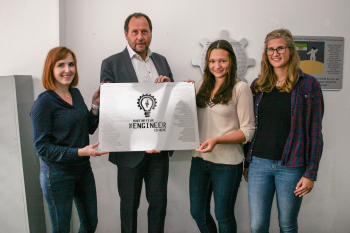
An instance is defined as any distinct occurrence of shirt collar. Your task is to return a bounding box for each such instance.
[295,69,305,84]
[127,44,153,60]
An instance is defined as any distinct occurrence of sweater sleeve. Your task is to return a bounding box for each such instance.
[87,109,99,134]
[74,88,99,135]
[30,95,79,163]
[235,82,255,144]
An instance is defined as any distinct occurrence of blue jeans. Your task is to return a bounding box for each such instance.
[248,156,305,233]
[190,157,243,233]
[40,168,98,233]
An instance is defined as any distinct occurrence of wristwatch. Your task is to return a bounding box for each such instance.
[91,103,100,110]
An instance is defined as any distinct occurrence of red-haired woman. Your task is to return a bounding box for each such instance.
[30,47,108,233]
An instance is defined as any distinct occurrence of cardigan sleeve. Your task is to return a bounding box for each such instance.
[243,78,259,168]
[235,81,255,144]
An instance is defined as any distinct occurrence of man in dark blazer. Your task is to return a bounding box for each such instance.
[100,12,173,233]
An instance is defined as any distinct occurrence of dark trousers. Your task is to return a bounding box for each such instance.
[190,157,243,233]
[40,168,98,233]
[117,152,169,233]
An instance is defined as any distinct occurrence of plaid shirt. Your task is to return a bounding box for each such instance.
[245,71,324,181]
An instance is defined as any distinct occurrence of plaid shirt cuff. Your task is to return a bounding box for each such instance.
[303,170,317,181]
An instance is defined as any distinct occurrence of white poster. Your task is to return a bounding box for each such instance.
[99,82,200,152]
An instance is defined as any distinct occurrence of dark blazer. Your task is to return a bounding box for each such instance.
[100,47,174,168]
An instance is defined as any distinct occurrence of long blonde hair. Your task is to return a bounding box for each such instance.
[254,29,300,93]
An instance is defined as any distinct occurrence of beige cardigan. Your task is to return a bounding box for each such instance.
[192,79,255,165]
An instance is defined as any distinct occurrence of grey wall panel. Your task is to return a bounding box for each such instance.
[0,75,29,232]
[14,76,46,233]
[0,76,46,233]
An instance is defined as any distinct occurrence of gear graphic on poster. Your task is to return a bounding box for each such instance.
[192,30,255,82]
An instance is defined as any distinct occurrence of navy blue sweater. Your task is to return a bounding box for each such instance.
[30,87,99,171]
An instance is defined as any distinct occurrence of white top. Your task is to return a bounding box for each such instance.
[192,79,255,165]
[127,45,159,83]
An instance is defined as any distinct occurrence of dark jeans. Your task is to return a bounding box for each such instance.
[117,152,169,233]
[40,167,98,233]
[190,157,243,233]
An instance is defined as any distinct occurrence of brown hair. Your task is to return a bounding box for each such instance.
[196,40,238,108]
[124,12,152,33]
[42,47,79,90]
[254,29,300,93]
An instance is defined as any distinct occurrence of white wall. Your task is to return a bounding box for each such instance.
[2,0,350,232]
[0,0,60,96]
[0,1,60,232]
[65,0,350,232]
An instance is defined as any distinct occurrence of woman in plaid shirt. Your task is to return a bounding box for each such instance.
[244,29,324,232]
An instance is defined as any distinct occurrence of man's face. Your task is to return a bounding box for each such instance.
[125,16,152,57]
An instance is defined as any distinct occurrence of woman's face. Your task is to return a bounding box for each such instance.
[266,37,291,70]
[52,53,76,88]
[208,48,230,80]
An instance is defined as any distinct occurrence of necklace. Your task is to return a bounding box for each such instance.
[277,79,285,86]
[60,93,70,98]
[208,99,216,108]
[55,91,70,98]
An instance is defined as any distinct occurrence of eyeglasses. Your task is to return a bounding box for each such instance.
[265,46,291,55]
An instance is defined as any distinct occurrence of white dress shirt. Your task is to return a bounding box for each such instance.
[127,45,159,83]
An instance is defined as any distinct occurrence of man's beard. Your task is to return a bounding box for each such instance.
[132,41,149,54]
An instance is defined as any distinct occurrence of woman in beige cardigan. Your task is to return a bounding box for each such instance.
[188,40,255,232]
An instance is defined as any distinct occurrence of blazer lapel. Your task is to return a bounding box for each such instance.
[150,54,165,76]
[122,48,138,82]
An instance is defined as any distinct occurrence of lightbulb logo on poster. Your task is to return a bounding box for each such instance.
[137,94,157,117]
[128,93,166,132]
